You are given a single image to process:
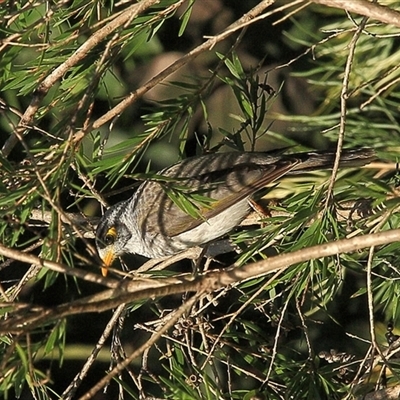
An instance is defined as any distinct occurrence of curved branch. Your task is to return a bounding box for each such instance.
[1,228,400,334]
[311,0,400,28]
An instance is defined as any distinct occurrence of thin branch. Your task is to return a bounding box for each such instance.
[0,243,118,288]
[311,0,400,28]
[61,304,126,400]
[2,228,400,333]
[1,0,161,157]
[71,0,276,144]
[324,10,369,209]
[77,293,201,400]
[200,268,283,371]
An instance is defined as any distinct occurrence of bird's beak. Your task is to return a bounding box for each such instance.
[101,249,116,277]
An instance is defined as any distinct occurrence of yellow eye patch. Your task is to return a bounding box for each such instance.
[106,226,117,238]
[104,226,117,246]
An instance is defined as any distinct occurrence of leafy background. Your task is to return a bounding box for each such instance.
[1,0,400,399]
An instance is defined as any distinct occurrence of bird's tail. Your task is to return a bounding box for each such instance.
[291,148,376,172]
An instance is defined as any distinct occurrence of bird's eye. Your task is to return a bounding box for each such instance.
[104,234,115,245]
[104,227,117,246]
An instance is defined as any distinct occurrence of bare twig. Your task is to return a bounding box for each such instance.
[324,10,369,209]
[62,304,126,400]
[2,228,400,334]
[0,242,117,288]
[77,293,201,400]
[311,0,400,28]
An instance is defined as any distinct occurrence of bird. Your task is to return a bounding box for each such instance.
[95,148,375,276]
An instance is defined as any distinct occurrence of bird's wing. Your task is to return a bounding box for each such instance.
[165,160,297,237]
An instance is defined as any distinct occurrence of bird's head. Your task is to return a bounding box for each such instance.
[95,201,132,276]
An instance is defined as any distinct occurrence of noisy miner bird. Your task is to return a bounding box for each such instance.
[96,148,375,275]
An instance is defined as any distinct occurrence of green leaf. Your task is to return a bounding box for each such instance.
[178,0,194,37]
